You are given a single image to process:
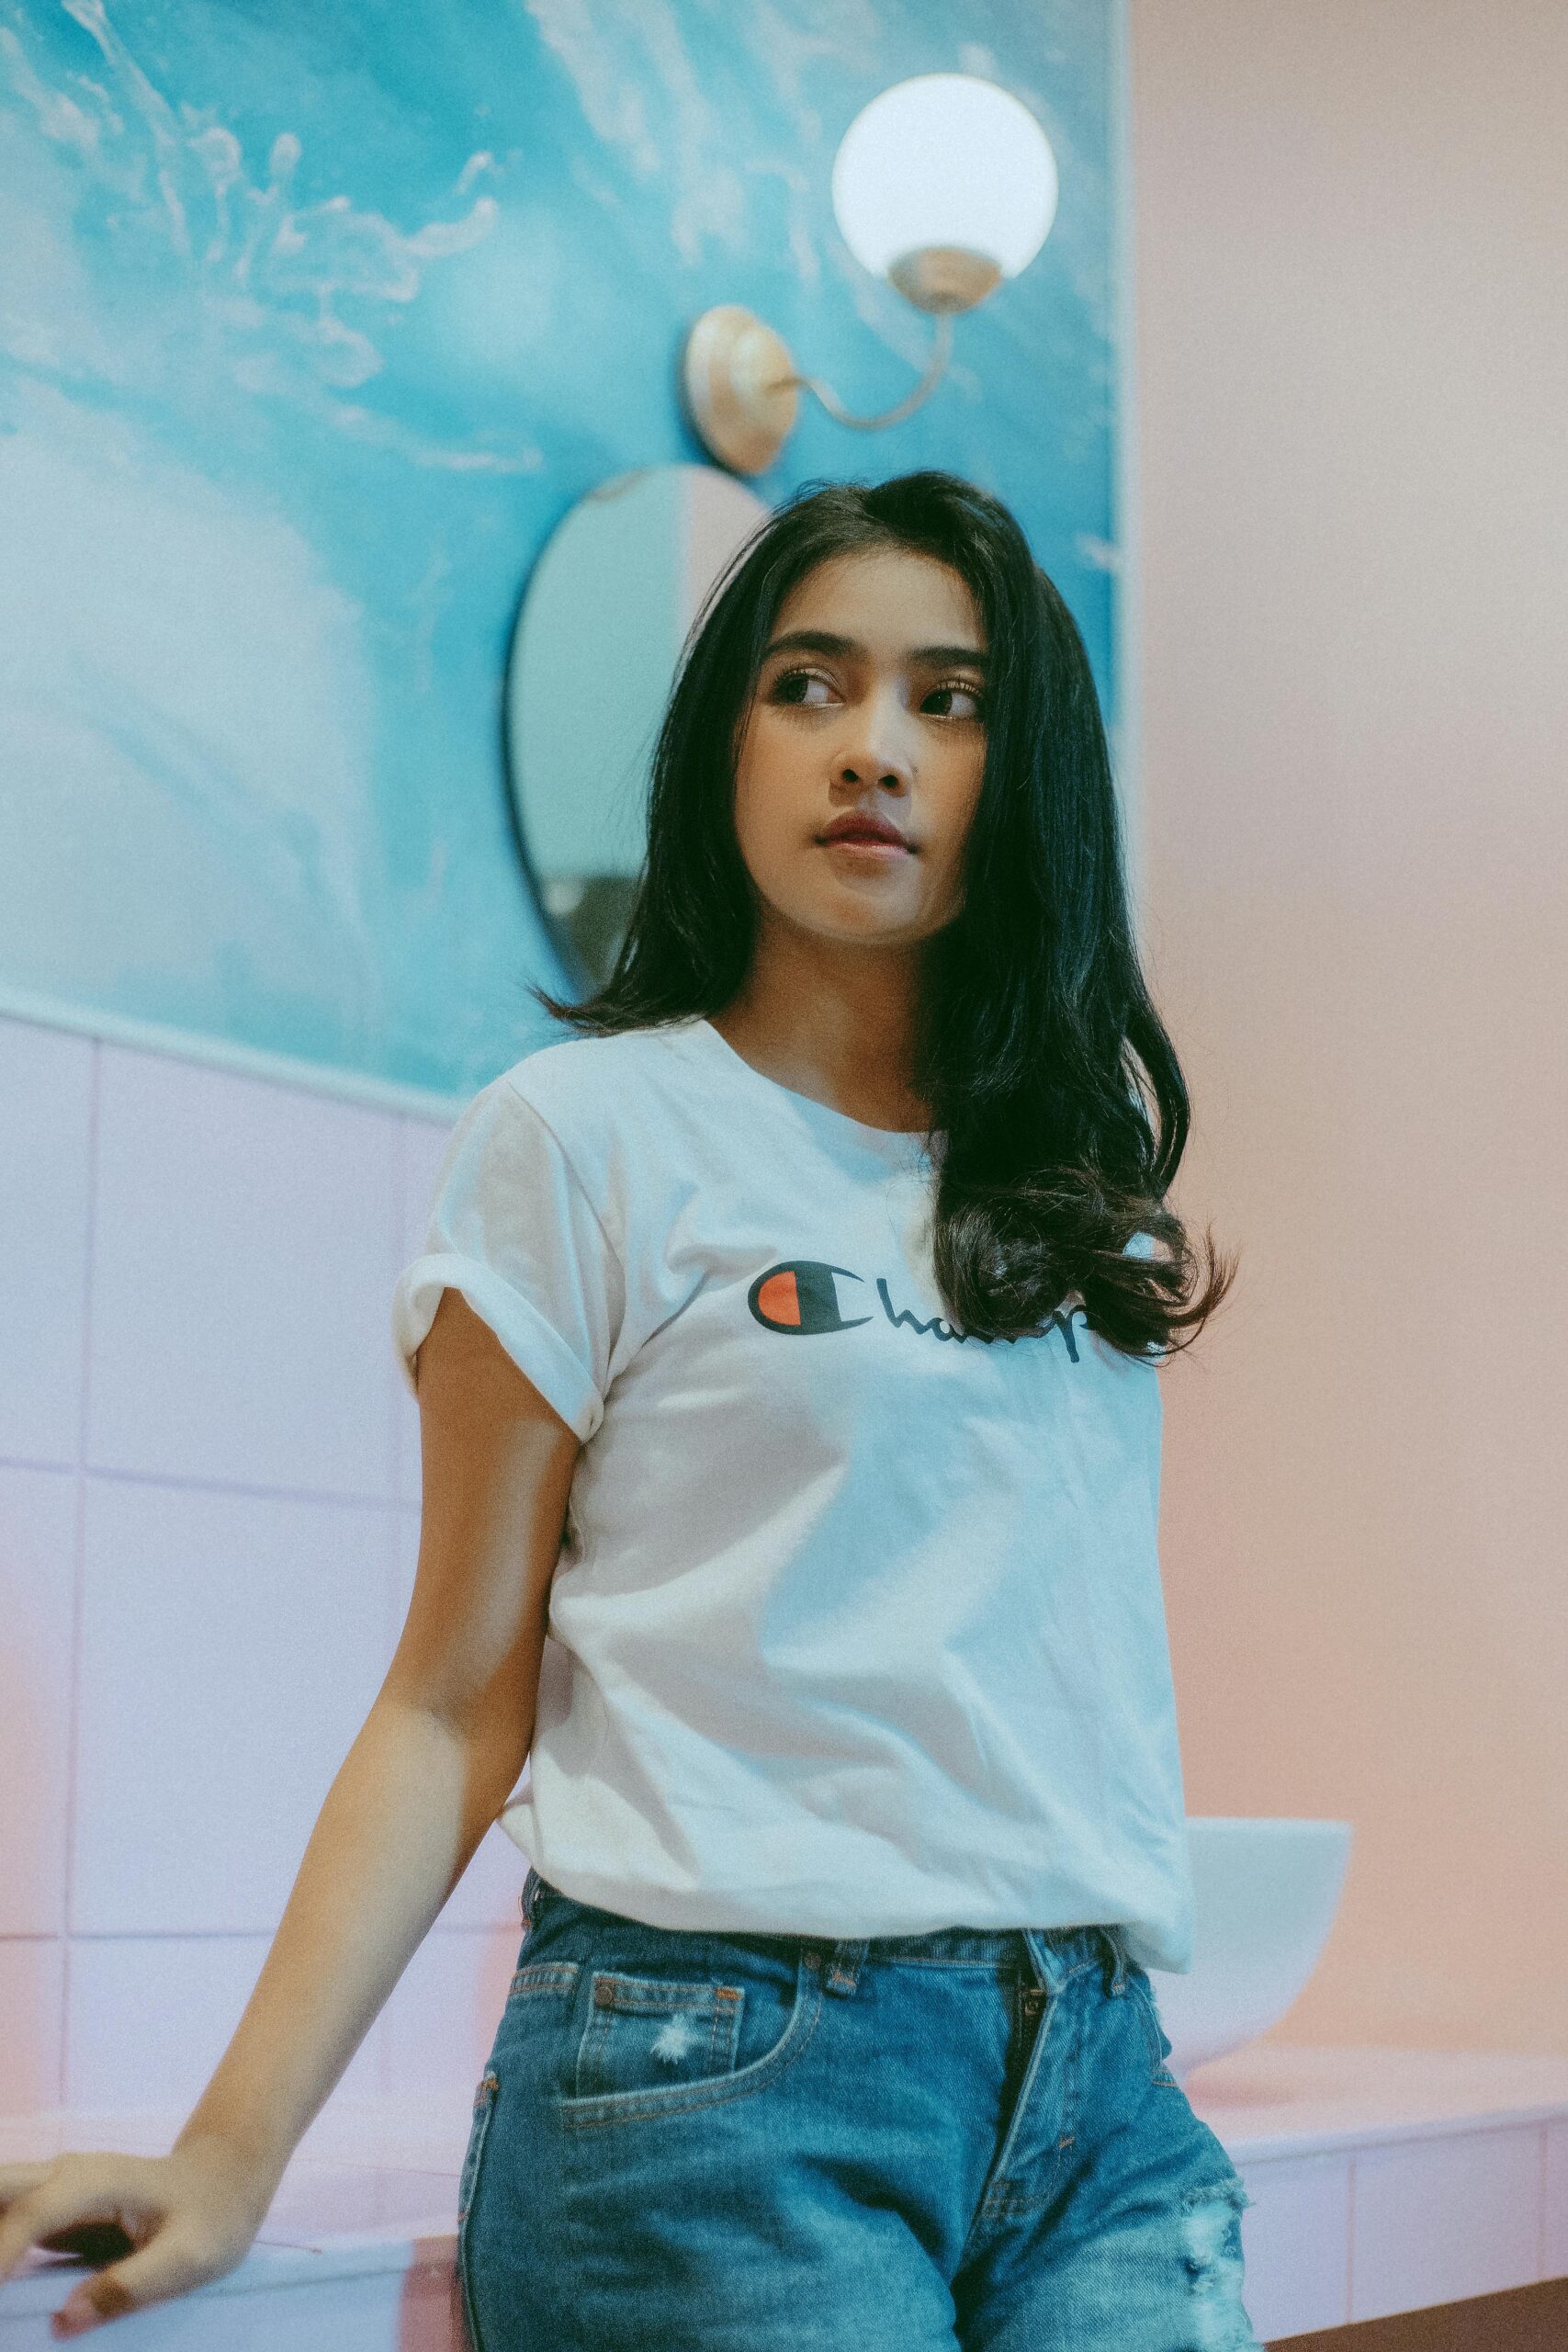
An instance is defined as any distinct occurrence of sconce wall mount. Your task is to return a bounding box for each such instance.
[680,75,1055,478]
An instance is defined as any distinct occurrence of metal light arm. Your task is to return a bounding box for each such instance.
[773,311,953,433]
[682,246,998,477]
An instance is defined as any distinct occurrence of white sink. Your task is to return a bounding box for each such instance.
[1147,1817,1353,2081]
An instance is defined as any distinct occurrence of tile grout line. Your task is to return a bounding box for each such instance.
[58,1036,103,2107]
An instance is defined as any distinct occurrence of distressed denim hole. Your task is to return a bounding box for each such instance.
[1179,2180,1260,2349]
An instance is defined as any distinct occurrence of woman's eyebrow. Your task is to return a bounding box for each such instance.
[762,628,987,669]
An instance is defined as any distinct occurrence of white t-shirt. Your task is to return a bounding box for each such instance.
[391,1013,1195,1971]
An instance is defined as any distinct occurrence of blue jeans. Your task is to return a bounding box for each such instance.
[456,1869,1262,2351]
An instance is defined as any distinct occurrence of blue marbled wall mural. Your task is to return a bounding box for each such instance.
[0,0,1124,1105]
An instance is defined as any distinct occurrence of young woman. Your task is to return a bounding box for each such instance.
[0,470,1258,2348]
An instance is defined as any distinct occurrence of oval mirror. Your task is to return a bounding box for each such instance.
[505,464,772,990]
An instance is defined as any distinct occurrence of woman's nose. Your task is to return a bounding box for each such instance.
[837,758,910,792]
[836,701,916,790]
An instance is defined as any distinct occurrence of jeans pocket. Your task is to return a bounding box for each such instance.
[574,1969,745,2098]
[456,2068,500,2350]
[558,1946,818,2130]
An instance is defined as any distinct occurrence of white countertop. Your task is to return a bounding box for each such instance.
[1183,2040,1568,2159]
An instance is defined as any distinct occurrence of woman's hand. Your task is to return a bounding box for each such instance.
[0,2138,275,2337]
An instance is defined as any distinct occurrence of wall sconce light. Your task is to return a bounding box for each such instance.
[682,73,1058,477]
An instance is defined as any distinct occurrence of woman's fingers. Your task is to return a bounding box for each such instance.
[0,2152,254,2335]
[0,2159,130,2285]
[0,2158,57,2215]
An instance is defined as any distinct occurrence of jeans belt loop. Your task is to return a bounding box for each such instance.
[1020,1927,1071,1998]
[822,1937,869,1996]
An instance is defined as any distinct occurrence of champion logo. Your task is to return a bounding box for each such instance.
[747,1261,1086,1359]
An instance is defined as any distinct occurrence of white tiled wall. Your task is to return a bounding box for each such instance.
[0,1013,526,2124]
[1231,2125,1559,2337]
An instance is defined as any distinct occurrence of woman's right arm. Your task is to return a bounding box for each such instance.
[0,1289,582,2337]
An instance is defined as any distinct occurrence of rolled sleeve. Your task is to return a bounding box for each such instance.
[391,1076,624,1443]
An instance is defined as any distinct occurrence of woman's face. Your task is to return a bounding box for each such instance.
[730,545,988,953]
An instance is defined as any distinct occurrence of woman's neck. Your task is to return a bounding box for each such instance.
[708,983,931,1135]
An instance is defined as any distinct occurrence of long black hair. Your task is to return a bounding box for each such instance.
[529,469,1235,1360]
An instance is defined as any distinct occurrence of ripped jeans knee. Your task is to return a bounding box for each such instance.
[1179,2177,1260,2350]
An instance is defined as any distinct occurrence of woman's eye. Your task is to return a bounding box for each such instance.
[771,667,833,706]
[767,670,984,718]
[927,683,985,719]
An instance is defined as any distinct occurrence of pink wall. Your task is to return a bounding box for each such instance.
[1128,0,1567,2052]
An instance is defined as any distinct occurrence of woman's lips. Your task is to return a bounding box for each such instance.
[818,831,911,857]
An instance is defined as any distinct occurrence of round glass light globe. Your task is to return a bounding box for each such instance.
[831,73,1058,284]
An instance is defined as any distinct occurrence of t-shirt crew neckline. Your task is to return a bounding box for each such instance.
[682,1015,935,1160]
